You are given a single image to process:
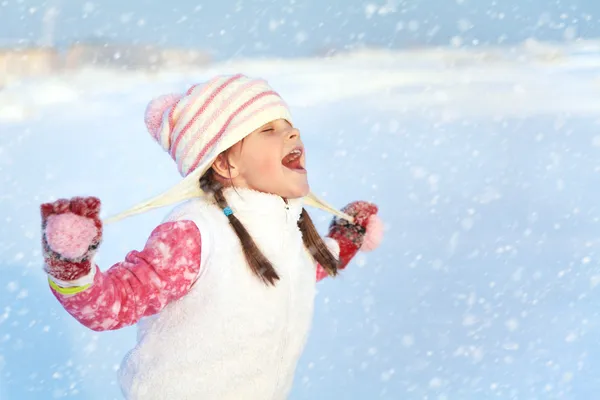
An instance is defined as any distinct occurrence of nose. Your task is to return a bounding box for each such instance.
[287,128,300,140]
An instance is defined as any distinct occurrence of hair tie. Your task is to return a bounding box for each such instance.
[223,206,233,217]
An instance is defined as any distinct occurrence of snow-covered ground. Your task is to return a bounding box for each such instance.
[1,40,600,399]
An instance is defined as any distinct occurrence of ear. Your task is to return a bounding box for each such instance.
[211,153,240,180]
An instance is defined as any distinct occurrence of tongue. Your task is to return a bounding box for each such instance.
[283,157,303,170]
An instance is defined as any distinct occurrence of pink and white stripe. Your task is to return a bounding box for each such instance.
[144,74,293,178]
[175,77,264,172]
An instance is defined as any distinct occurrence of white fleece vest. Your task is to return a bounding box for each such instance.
[118,188,328,400]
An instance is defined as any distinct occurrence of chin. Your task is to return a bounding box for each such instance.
[286,182,310,199]
[266,169,310,198]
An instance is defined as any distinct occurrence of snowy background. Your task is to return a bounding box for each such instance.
[2,1,600,400]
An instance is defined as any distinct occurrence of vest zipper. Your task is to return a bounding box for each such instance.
[273,203,292,399]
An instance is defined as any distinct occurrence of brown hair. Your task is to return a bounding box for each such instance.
[199,168,339,286]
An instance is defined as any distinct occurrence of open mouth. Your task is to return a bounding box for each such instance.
[281,146,306,172]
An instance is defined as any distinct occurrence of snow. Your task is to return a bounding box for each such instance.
[1,40,600,398]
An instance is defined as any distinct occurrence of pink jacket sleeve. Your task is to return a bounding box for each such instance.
[316,264,329,282]
[49,220,202,331]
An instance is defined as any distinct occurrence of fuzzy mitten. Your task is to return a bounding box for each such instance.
[327,201,383,269]
[41,197,103,281]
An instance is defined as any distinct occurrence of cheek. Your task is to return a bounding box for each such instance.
[245,151,282,178]
[259,154,282,175]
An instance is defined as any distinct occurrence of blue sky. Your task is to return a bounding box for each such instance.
[0,0,599,58]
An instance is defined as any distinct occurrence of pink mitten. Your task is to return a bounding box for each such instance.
[41,197,103,281]
[360,214,384,252]
[328,201,383,269]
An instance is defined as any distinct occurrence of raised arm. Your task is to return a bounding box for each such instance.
[41,197,202,331]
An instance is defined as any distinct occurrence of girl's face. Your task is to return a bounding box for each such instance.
[212,119,309,199]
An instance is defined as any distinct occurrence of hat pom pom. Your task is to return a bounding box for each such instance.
[360,214,384,252]
[144,94,183,140]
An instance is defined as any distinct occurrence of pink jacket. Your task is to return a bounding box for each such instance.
[50,219,338,332]
[50,219,202,331]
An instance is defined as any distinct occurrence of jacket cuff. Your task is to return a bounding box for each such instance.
[49,263,96,287]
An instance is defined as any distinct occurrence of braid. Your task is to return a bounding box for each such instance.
[200,169,279,286]
[199,166,339,283]
[298,208,339,277]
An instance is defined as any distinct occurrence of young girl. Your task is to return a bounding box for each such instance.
[40,74,383,399]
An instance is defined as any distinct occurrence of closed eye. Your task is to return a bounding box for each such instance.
[260,128,275,133]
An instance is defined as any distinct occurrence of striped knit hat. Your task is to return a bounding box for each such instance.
[144,73,292,178]
[104,73,353,224]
